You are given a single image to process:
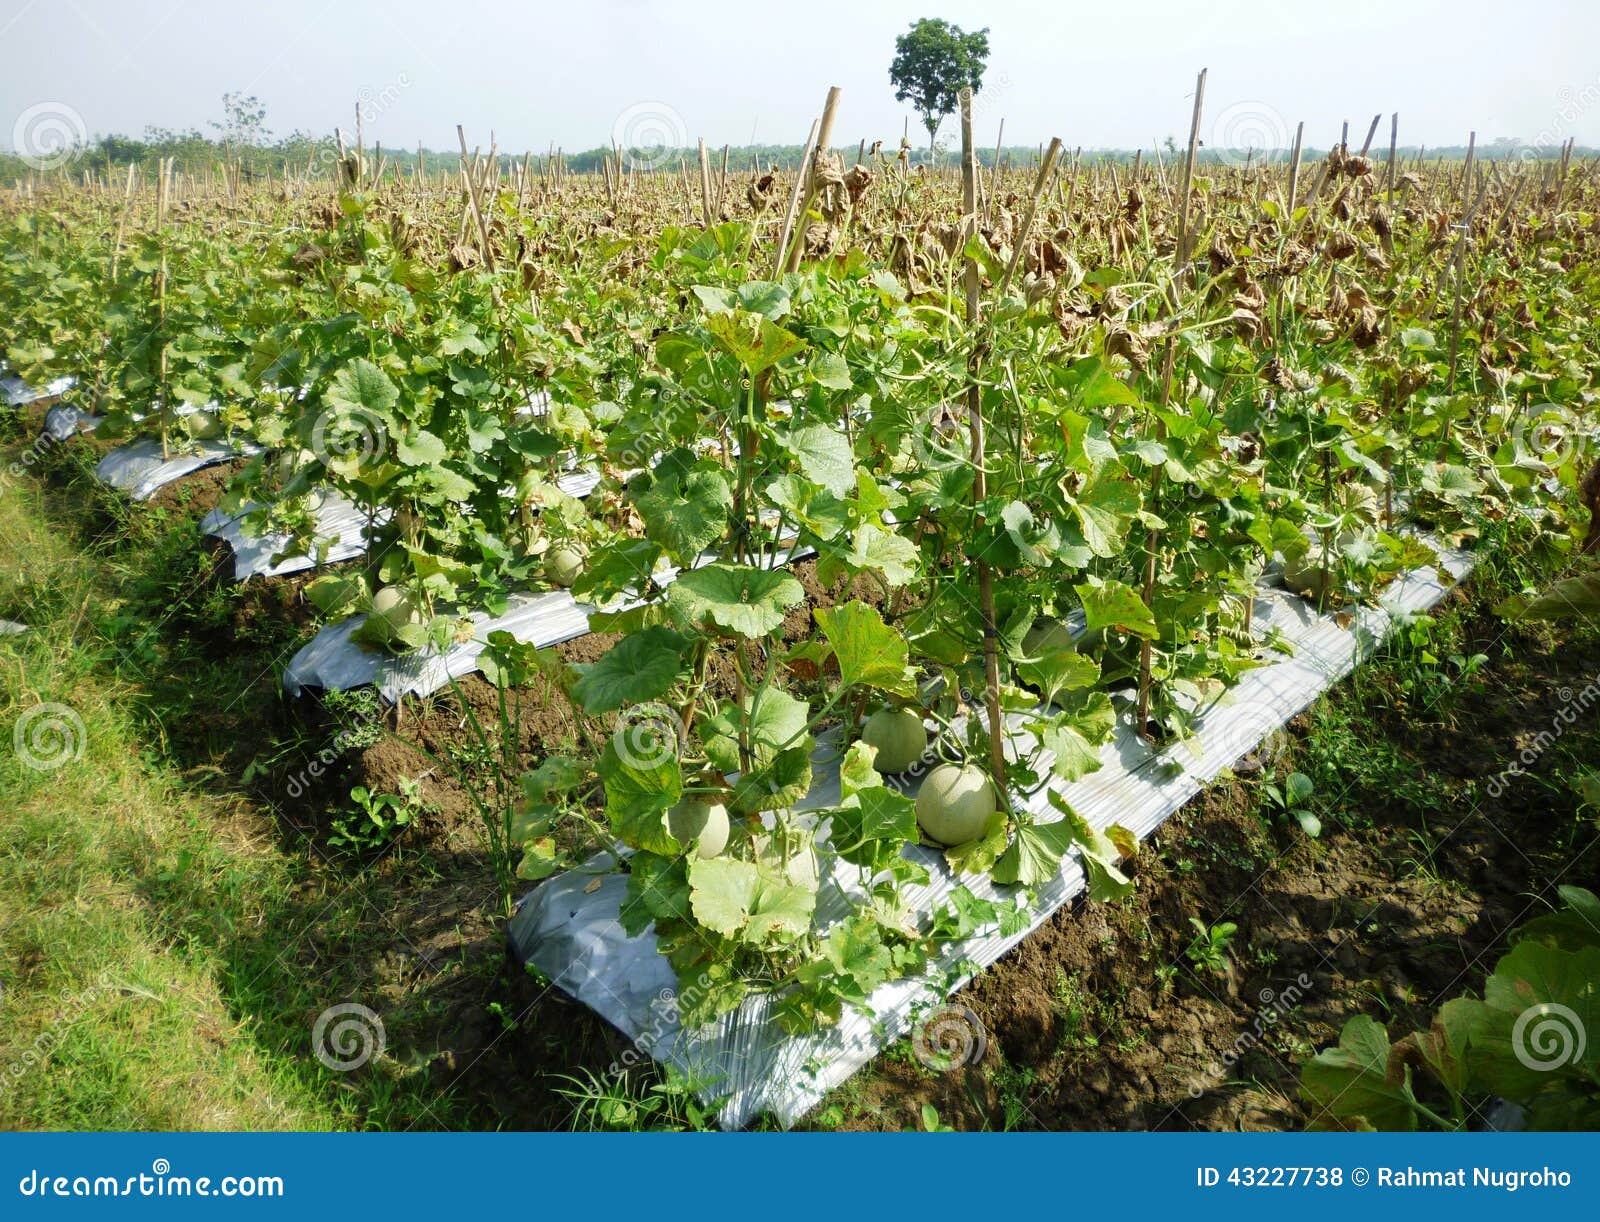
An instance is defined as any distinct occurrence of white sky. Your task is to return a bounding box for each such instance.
[2,0,1597,154]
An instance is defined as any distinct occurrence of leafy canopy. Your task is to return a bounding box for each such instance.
[889,18,991,146]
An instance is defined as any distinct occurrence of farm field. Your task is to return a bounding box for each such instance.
[3,44,1600,1136]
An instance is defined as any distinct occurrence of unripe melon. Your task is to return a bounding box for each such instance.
[915,764,996,846]
[668,797,729,859]
[545,544,587,588]
[187,412,223,440]
[861,708,928,773]
[370,585,424,640]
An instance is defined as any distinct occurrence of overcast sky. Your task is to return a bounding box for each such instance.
[3,0,1596,156]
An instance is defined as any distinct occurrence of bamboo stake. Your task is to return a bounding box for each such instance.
[1385,114,1398,205]
[987,118,1005,223]
[783,86,843,273]
[1138,68,1205,738]
[1444,131,1478,400]
[958,87,1010,811]
[772,119,820,278]
[697,138,713,226]
[999,138,1063,295]
[456,125,496,269]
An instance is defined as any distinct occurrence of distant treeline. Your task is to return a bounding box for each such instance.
[3,128,1587,183]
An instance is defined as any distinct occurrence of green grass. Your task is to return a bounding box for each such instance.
[0,468,470,1131]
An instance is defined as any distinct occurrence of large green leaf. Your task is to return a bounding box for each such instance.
[809,350,852,390]
[635,458,733,561]
[1076,578,1158,639]
[1071,477,1141,558]
[991,819,1078,887]
[1469,940,1600,1103]
[704,309,807,374]
[731,743,814,813]
[785,423,856,497]
[815,601,917,697]
[667,563,804,638]
[598,740,682,854]
[325,357,398,417]
[701,687,810,773]
[831,784,918,873]
[569,626,690,714]
[1501,572,1600,624]
[688,857,815,945]
[1301,1015,1418,1131]
[999,501,1063,567]
[848,523,920,586]
[1038,688,1115,783]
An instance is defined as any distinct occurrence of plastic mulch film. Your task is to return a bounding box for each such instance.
[2,372,75,408]
[40,404,100,442]
[206,468,604,582]
[202,492,392,582]
[0,620,26,635]
[507,541,1474,1130]
[94,436,266,502]
[283,543,816,703]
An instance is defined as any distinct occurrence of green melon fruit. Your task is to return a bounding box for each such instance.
[186,412,223,440]
[915,764,996,846]
[861,708,928,773]
[1281,556,1331,601]
[370,585,424,641]
[667,797,729,859]
[545,544,587,588]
